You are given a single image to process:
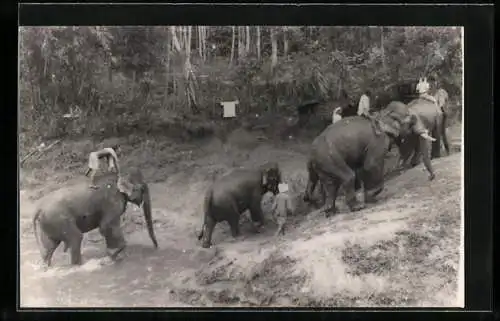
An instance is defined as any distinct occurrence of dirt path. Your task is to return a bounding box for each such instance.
[19,132,463,308]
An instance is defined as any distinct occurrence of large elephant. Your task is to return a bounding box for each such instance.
[303,101,436,216]
[197,163,282,248]
[32,168,158,267]
[397,94,450,170]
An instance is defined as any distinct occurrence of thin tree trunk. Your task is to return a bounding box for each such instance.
[381,27,386,69]
[170,26,181,52]
[245,26,250,56]
[238,27,243,61]
[164,27,171,108]
[256,26,261,61]
[203,27,208,61]
[198,26,203,59]
[230,26,235,65]
[283,29,289,58]
[185,26,197,112]
[270,27,278,71]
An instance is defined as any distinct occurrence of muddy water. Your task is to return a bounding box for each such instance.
[20,226,207,307]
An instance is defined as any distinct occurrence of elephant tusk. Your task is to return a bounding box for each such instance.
[420,133,436,142]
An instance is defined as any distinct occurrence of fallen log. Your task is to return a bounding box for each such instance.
[20,139,62,166]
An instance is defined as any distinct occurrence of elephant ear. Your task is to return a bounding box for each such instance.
[409,113,427,135]
[117,176,134,198]
[379,120,400,138]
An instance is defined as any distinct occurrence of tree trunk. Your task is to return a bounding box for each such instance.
[283,29,289,58]
[170,26,181,52]
[185,26,197,113]
[164,27,171,108]
[238,26,243,61]
[198,26,203,59]
[270,27,278,71]
[204,27,208,61]
[256,26,261,61]
[230,26,235,65]
[381,27,386,69]
[245,26,250,56]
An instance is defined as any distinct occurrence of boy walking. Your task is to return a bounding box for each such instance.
[271,183,294,237]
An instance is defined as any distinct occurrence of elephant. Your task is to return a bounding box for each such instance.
[303,101,436,217]
[32,168,158,267]
[197,162,282,248]
[397,95,450,170]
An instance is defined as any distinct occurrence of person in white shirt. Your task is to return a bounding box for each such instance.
[332,107,342,123]
[357,90,371,117]
[85,146,121,189]
[357,89,382,135]
[416,77,437,104]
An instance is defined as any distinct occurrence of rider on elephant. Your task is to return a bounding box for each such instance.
[85,145,121,189]
[357,89,382,135]
[416,77,438,105]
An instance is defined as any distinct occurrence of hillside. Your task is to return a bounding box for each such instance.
[19,125,462,308]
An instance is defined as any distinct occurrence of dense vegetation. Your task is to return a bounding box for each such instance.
[19,26,462,147]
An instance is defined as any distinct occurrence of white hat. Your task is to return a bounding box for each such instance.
[278,183,289,193]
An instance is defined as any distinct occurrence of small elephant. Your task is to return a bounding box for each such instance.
[303,101,436,216]
[197,163,282,248]
[32,168,158,267]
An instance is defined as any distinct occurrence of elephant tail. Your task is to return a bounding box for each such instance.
[32,209,42,254]
[198,188,214,240]
[307,159,319,183]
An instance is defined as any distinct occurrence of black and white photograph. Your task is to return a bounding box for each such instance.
[19,25,464,308]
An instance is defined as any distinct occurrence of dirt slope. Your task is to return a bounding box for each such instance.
[19,129,462,308]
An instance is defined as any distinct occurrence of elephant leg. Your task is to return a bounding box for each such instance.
[360,168,384,204]
[354,171,363,192]
[201,215,216,248]
[440,115,450,155]
[317,174,341,217]
[410,137,422,168]
[317,182,326,207]
[419,136,436,181]
[397,135,416,169]
[312,149,355,215]
[248,193,265,228]
[303,178,317,204]
[64,220,84,265]
[100,218,126,261]
[228,216,241,238]
[336,169,364,213]
[431,127,442,159]
[303,160,319,203]
[325,180,341,217]
[39,228,61,267]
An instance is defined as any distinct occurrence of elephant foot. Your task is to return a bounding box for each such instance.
[201,241,212,249]
[107,246,125,261]
[348,202,365,212]
[428,173,436,181]
[365,195,378,204]
[321,205,338,218]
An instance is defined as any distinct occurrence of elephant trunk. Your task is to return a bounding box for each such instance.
[142,184,158,248]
